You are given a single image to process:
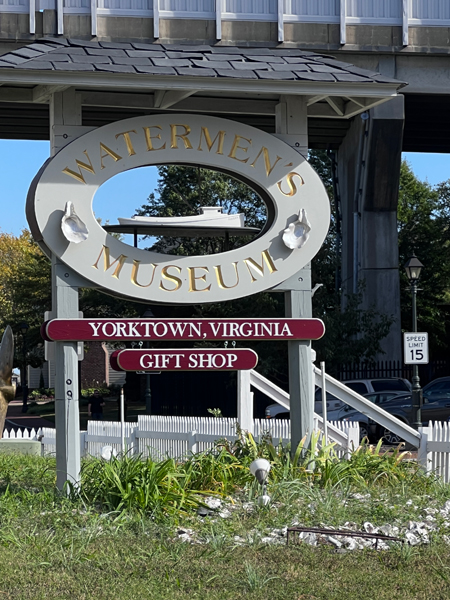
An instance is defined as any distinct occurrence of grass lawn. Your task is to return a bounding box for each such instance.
[0,449,450,600]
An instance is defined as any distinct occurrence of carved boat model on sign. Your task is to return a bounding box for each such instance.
[103,207,260,238]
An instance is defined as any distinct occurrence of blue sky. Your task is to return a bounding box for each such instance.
[1,139,449,237]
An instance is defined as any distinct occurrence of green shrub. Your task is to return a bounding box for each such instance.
[77,454,209,519]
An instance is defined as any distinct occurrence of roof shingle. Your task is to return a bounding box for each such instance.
[0,38,406,87]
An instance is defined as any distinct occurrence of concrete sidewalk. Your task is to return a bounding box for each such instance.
[5,400,55,431]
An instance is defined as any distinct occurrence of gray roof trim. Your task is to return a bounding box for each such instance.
[0,70,403,99]
[0,38,406,91]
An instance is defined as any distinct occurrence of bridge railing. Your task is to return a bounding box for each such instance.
[4,0,450,42]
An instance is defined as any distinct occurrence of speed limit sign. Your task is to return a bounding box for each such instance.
[403,332,429,364]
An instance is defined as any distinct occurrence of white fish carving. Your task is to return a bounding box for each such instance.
[61,201,89,243]
[282,209,311,250]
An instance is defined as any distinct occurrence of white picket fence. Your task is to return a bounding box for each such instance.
[9,419,450,484]
[418,422,450,483]
[2,416,358,461]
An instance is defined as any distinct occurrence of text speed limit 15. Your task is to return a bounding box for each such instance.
[403,332,429,364]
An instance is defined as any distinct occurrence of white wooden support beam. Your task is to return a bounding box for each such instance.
[153,89,165,108]
[275,95,308,155]
[402,0,409,46]
[340,0,346,45]
[50,89,84,491]
[308,103,345,118]
[153,0,160,39]
[154,89,197,109]
[215,0,222,40]
[33,84,71,103]
[274,96,312,455]
[237,370,254,434]
[50,88,81,155]
[52,260,81,491]
[29,0,35,34]
[307,94,328,106]
[57,0,64,34]
[91,0,97,36]
[325,96,345,116]
[277,0,284,42]
[344,96,367,108]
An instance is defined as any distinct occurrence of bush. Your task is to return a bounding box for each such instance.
[78,454,209,518]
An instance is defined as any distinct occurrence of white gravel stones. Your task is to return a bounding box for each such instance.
[363,522,378,534]
[204,497,222,510]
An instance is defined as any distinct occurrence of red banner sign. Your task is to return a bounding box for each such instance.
[42,318,324,342]
[111,349,258,372]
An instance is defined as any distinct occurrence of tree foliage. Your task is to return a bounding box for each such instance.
[398,162,450,356]
[0,230,51,366]
[135,157,394,381]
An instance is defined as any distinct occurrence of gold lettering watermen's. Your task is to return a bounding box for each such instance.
[228,135,252,163]
[32,114,330,306]
[143,125,166,151]
[197,127,226,155]
[115,130,137,156]
[277,172,304,197]
[250,146,283,177]
[100,143,122,170]
[62,151,95,184]
[170,124,193,150]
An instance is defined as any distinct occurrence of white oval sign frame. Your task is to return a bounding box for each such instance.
[27,114,330,304]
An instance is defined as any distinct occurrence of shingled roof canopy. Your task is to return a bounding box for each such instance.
[0,38,405,146]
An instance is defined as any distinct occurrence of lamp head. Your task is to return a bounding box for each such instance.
[404,253,423,282]
[101,445,117,461]
[250,458,271,485]
[19,322,29,335]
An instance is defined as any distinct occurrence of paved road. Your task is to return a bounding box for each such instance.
[4,400,54,432]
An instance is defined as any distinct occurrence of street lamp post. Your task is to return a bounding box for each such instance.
[19,321,29,414]
[404,253,424,429]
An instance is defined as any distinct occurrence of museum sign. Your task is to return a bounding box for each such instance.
[27,114,330,305]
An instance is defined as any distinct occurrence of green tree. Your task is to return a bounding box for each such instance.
[398,161,450,357]
[135,158,393,382]
[0,230,142,372]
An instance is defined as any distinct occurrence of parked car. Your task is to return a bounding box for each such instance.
[339,391,412,442]
[264,378,412,420]
[344,377,450,444]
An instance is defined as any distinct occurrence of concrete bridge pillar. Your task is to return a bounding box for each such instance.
[338,96,404,363]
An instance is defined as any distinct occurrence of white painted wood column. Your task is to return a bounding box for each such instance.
[91,0,98,36]
[274,96,313,454]
[29,0,35,34]
[50,89,82,490]
[215,0,222,40]
[340,0,346,45]
[277,0,284,42]
[402,0,409,46]
[153,0,160,39]
[57,0,64,35]
[237,369,253,434]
